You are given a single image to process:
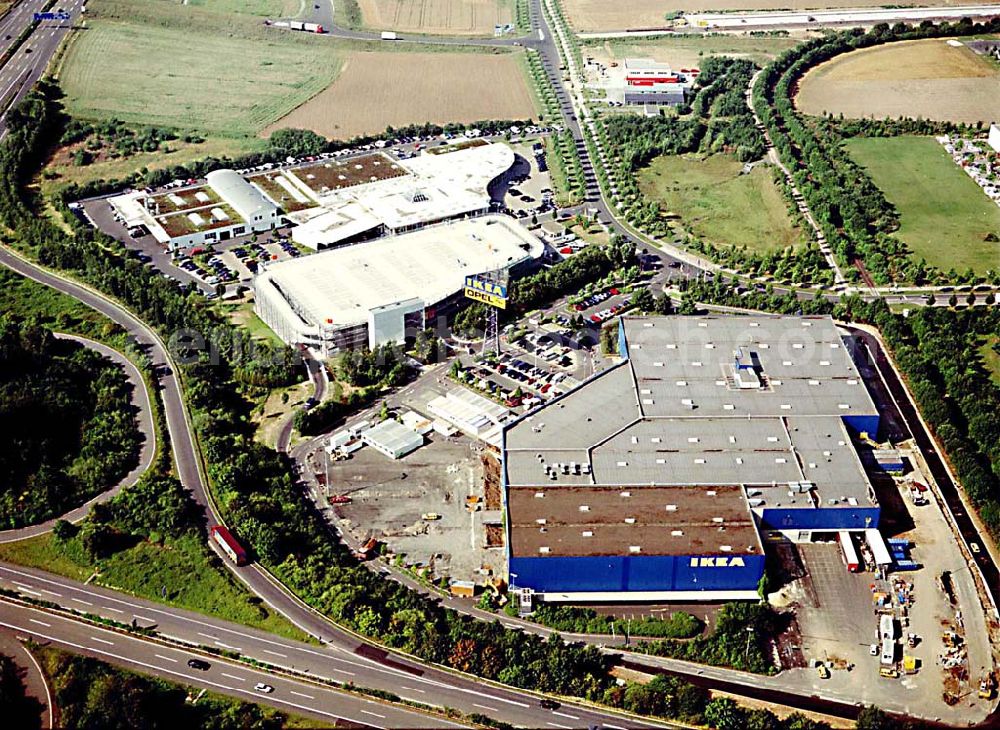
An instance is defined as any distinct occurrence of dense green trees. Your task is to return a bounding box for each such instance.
[42,650,285,729]
[753,17,1000,284]
[529,604,703,638]
[633,602,782,674]
[0,316,141,528]
[0,653,42,730]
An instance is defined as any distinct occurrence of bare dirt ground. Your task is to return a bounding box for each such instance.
[564,0,1000,32]
[796,38,1000,123]
[357,0,511,35]
[264,51,538,140]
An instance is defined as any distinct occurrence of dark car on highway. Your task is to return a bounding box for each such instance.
[187,659,211,671]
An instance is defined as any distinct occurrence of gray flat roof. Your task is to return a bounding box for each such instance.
[504,315,880,514]
[363,419,423,455]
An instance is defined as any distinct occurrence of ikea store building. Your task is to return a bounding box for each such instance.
[502,315,883,602]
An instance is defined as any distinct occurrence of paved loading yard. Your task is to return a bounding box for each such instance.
[327,433,501,582]
[774,457,994,722]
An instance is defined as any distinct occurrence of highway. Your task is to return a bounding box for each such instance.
[0,562,679,729]
[0,0,84,137]
[0,333,157,543]
[0,0,996,725]
[0,598,455,729]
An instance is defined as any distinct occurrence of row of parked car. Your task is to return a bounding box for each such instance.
[588,297,631,325]
[175,252,238,286]
[572,288,618,311]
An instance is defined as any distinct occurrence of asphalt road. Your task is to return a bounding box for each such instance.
[0,333,156,543]
[0,600,453,729]
[0,0,85,137]
[0,562,678,729]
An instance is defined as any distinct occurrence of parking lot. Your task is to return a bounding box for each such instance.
[774,457,994,722]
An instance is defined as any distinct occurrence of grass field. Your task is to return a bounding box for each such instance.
[980,335,1000,386]
[845,136,1000,275]
[40,137,266,196]
[357,0,512,35]
[185,0,301,16]
[637,155,803,253]
[0,533,307,641]
[564,0,1000,32]
[796,38,1000,124]
[584,35,801,70]
[265,49,538,139]
[60,19,343,136]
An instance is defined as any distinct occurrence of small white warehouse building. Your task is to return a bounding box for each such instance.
[989,123,1000,153]
[107,170,282,250]
[362,419,424,459]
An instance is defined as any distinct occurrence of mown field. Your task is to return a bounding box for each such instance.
[265,49,538,139]
[357,0,512,35]
[845,136,1000,275]
[185,0,300,16]
[59,19,343,136]
[584,34,801,70]
[637,154,803,253]
[564,0,1000,32]
[796,38,1000,124]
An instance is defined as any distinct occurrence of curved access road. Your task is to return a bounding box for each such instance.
[0,253,677,728]
[0,333,156,543]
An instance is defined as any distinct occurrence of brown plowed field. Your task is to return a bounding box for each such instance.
[357,0,511,35]
[795,38,1000,123]
[264,51,537,140]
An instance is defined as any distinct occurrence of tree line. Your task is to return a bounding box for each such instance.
[0,81,723,725]
[599,57,833,285]
[753,17,1000,285]
[0,316,141,529]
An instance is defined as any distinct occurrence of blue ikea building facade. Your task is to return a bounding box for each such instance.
[508,554,767,596]
[503,315,884,603]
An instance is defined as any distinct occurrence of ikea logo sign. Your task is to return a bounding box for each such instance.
[690,556,746,568]
[464,276,507,299]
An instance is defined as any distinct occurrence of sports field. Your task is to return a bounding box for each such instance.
[265,50,537,140]
[796,38,1000,124]
[845,136,1000,275]
[564,0,1000,31]
[357,0,512,35]
[584,35,800,71]
[59,19,342,136]
[637,155,803,253]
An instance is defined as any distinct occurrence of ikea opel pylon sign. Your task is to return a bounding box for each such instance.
[464,275,508,309]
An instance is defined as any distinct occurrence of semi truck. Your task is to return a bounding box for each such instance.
[210,525,248,566]
[380,31,398,40]
[271,20,325,33]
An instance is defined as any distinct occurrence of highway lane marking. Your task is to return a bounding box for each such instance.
[546,723,571,729]
[603,725,626,729]
[262,649,287,658]
[400,686,425,693]
[473,703,499,712]
[14,585,41,596]
[72,597,93,606]
[289,690,313,699]
[214,640,241,651]
[361,710,386,718]
[133,615,155,623]
[552,711,579,720]
[29,619,51,627]
[221,672,246,682]
[154,654,178,663]
[197,632,216,639]
[90,636,114,646]
[103,606,124,614]
[0,617,388,729]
